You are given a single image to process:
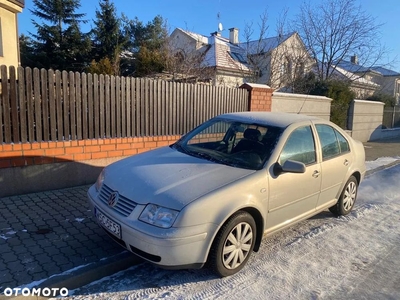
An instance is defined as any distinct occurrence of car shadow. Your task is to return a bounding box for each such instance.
[309,210,333,220]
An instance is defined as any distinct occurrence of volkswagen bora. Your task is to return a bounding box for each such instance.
[88,112,366,277]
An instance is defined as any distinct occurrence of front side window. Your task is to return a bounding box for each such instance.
[279,126,316,165]
[173,118,283,170]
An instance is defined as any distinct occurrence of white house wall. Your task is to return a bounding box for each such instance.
[268,34,313,89]
[0,3,22,68]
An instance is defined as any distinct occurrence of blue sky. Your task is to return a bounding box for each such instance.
[18,0,400,70]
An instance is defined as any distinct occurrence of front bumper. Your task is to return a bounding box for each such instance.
[87,185,218,268]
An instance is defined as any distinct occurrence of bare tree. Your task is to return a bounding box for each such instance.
[295,0,385,81]
[242,10,312,91]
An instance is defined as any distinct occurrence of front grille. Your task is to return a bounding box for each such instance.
[99,184,137,217]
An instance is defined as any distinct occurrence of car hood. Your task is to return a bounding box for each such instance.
[103,146,255,210]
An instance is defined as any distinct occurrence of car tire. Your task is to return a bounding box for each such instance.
[329,175,358,216]
[208,211,256,277]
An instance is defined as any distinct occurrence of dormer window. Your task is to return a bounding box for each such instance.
[229,52,247,64]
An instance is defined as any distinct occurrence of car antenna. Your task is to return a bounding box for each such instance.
[297,93,309,114]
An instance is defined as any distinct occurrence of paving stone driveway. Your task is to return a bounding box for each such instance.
[0,185,124,293]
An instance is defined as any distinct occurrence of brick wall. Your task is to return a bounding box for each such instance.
[0,136,181,169]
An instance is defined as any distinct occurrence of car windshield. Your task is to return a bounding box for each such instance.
[172,118,283,170]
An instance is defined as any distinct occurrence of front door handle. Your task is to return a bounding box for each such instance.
[312,170,320,178]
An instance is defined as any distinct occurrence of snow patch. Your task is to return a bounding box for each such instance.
[366,157,400,171]
[17,262,93,290]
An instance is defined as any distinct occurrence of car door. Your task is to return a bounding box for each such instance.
[314,124,352,209]
[267,125,321,233]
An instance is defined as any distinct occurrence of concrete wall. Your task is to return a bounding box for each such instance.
[348,100,385,142]
[271,92,332,120]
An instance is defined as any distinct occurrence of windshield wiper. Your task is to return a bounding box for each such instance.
[171,143,193,156]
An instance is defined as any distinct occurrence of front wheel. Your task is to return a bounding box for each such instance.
[329,175,358,216]
[208,211,256,277]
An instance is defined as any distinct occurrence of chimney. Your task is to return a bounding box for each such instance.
[229,28,239,44]
[350,55,358,65]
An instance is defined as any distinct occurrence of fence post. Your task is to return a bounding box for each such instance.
[392,106,396,128]
[239,83,274,112]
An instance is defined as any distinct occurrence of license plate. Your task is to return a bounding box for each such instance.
[95,207,121,239]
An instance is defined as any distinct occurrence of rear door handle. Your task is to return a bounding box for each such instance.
[312,170,320,178]
[344,159,349,166]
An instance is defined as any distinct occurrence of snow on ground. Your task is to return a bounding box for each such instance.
[61,161,400,299]
[365,156,400,171]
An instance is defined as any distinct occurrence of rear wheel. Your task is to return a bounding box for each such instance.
[208,211,256,277]
[329,176,358,216]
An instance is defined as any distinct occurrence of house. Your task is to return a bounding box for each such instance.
[329,63,380,99]
[169,28,312,89]
[0,0,24,68]
[169,28,252,87]
[337,56,400,104]
[242,31,313,90]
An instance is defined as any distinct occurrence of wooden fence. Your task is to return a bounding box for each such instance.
[0,66,249,143]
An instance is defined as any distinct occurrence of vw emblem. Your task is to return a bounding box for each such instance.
[108,191,119,207]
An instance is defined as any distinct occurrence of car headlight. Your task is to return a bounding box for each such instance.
[95,169,105,192]
[139,204,179,228]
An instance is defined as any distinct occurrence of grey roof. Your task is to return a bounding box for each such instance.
[238,33,295,55]
[370,66,400,77]
[337,61,400,77]
[332,65,379,87]
[335,61,374,74]
[202,35,251,72]
[174,29,296,73]
[218,111,320,128]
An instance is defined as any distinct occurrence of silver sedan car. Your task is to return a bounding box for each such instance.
[88,112,366,277]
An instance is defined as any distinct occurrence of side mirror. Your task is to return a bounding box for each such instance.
[274,160,306,176]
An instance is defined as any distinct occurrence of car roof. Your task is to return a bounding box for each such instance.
[217,112,322,128]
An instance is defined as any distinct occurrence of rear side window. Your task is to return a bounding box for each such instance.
[336,131,350,153]
[316,124,349,160]
[280,126,316,165]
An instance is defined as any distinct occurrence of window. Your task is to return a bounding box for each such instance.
[316,125,344,160]
[229,52,247,64]
[176,118,283,170]
[335,130,350,153]
[279,126,316,165]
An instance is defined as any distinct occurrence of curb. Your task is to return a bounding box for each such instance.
[1,252,142,300]
[365,159,400,177]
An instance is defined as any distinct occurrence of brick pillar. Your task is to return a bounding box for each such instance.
[240,83,274,112]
